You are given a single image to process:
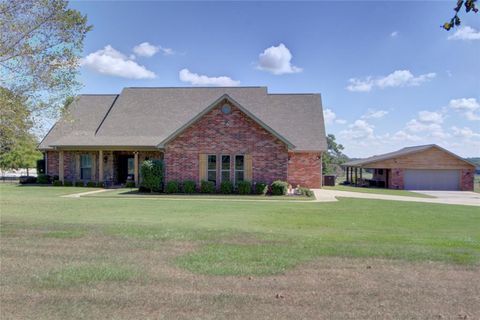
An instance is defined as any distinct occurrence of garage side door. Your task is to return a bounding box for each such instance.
[404,169,460,190]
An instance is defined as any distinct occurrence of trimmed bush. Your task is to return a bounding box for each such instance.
[86,181,97,188]
[271,180,288,196]
[140,160,164,192]
[36,174,51,184]
[237,181,252,195]
[75,181,84,187]
[19,176,37,184]
[255,182,268,195]
[183,180,196,194]
[298,187,314,197]
[63,181,73,186]
[200,180,215,194]
[52,180,63,186]
[166,180,180,194]
[124,181,136,188]
[220,180,233,194]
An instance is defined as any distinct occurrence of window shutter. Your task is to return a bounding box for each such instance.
[245,154,253,181]
[199,154,207,182]
[75,154,80,180]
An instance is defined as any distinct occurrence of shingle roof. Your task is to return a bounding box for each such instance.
[343,144,476,167]
[38,87,327,151]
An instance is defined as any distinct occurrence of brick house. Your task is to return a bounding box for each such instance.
[39,87,327,188]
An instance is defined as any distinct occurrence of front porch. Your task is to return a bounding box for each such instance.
[52,149,163,187]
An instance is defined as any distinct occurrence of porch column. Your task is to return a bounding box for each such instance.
[59,150,64,183]
[134,152,139,187]
[98,150,104,183]
[354,167,358,186]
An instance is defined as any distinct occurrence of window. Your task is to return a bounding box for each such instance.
[235,155,244,183]
[221,155,230,182]
[80,154,92,180]
[127,157,134,176]
[207,155,217,185]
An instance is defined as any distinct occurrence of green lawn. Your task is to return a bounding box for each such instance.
[323,185,435,198]
[1,184,478,278]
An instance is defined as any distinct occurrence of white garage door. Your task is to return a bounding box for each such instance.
[404,169,460,190]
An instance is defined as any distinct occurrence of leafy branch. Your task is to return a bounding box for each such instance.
[442,0,478,30]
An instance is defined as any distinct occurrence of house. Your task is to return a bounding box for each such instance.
[38,87,327,188]
[342,144,475,191]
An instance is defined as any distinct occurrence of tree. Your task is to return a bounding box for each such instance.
[322,134,348,175]
[0,133,42,175]
[0,0,91,117]
[442,0,478,31]
[0,87,31,157]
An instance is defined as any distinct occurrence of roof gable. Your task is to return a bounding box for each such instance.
[158,94,295,148]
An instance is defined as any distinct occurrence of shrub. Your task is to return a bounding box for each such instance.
[86,181,97,188]
[255,182,268,195]
[140,160,164,192]
[138,186,150,193]
[298,187,314,197]
[237,181,252,195]
[200,180,215,194]
[97,182,105,188]
[36,174,51,184]
[19,176,37,184]
[220,180,233,194]
[166,180,180,194]
[124,181,136,188]
[75,181,84,187]
[52,180,63,186]
[271,180,288,196]
[183,180,196,194]
[63,180,73,186]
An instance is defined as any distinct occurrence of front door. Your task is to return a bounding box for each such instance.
[117,155,134,183]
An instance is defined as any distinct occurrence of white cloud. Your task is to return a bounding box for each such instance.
[417,110,444,124]
[323,108,336,124]
[449,98,480,120]
[257,43,302,75]
[340,119,375,141]
[346,70,436,92]
[335,119,347,125]
[133,42,175,57]
[179,68,240,86]
[390,31,399,37]
[361,109,389,119]
[81,45,156,79]
[391,130,421,142]
[448,26,480,41]
[451,126,480,139]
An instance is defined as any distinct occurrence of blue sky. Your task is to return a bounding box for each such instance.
[71,1,480,157]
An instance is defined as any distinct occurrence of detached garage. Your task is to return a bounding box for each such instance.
[343,144,475,191]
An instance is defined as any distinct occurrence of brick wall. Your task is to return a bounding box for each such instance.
[287,152,322,188]
[460,169,475,191]
[46,151,59,177]
[164,101,289,185]
[389,168,404,189]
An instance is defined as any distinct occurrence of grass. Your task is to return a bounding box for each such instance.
[34,264,138,288]
[323,185,435,198]
[1,184,479,319]
[1,184,479,276]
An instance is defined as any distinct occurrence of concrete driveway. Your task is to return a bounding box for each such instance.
[313,189,480,207]
[411,190,480,206]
